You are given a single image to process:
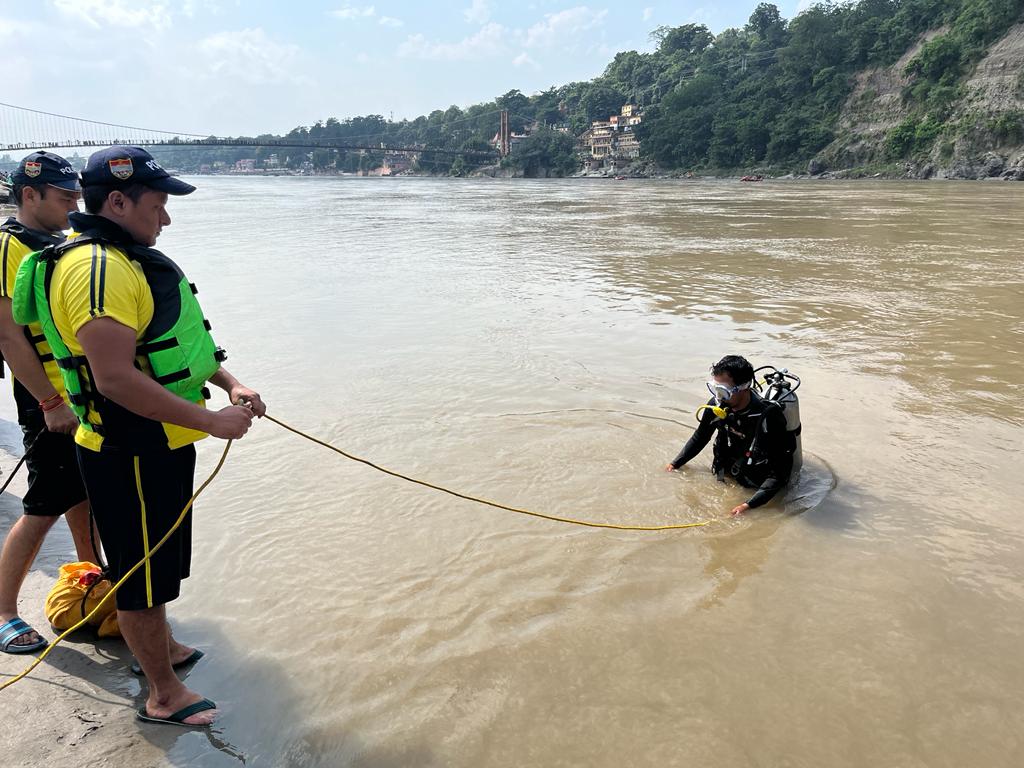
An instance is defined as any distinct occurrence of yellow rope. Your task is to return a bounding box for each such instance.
[264,414,713,532]
[2,412,711,691]
[0,440,232,692]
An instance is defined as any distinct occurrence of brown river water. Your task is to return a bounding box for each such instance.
[5,178,1023,766]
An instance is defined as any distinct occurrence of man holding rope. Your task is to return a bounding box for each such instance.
[16,146,265,727]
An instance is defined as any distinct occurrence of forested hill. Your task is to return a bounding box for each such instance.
[631,0,1024,178]
[152,0,1024,179]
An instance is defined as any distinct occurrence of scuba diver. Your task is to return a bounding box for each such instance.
[664,355,800,516]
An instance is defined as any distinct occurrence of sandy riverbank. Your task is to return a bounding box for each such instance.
[0,420,224,768]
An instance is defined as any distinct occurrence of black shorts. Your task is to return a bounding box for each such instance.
[20,412,88,517]
[76,444,197,611]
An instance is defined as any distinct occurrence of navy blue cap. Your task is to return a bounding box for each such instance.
[12,151,80,191]
[81,146,195,195]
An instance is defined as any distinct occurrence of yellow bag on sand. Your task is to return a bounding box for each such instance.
[45,562,121,638]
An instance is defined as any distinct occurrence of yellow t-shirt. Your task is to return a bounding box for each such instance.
[0,229,65,396]
[49,240,208,452]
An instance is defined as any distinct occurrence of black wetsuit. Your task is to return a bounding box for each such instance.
[670,391,795,509]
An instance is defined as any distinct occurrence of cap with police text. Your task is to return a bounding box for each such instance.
[12,151,80,191]
[81,146,196,195]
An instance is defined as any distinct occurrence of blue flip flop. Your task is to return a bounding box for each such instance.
[137,698,217,728]
[130,648,204,676]
[0,617,48,654]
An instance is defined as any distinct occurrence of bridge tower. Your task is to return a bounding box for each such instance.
[499,110,510,158]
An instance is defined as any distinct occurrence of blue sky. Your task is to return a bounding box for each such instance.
[2,0,812,138]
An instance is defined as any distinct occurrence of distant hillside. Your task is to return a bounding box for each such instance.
[148,0,1024,179]
[818,21,1024,178]
[630,0,1024,178]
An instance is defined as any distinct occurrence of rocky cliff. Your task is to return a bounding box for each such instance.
[815,22,1024,180]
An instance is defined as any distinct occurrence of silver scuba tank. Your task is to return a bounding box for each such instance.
[757,366,803,477]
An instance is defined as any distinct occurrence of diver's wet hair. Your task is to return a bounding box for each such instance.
[711,355,754,385]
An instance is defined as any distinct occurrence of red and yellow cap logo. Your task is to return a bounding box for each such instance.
[109,157,134,180]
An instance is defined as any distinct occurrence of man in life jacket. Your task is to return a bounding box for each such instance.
[0,152,101,655]
[15,146,264,727]
[664,355,795,516]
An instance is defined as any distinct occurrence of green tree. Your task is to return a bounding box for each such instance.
[650,24,714,56]
[745,3,788,48]
[509,129,578,177]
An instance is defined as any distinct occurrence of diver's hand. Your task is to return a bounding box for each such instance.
[207,405,253,439]
[230,385,266,417]
[664,463,677,472]
[44,403,79,435]
[730,503,750,516]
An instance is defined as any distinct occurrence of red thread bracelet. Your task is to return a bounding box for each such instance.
[39,396,65,412]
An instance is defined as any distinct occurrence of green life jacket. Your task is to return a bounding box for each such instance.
[13,236,226,445]
[0,219,62,386]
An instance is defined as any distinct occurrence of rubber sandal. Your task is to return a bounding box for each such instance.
[0,617,48,654]
[136,698,217,727]
[130,648,204,676]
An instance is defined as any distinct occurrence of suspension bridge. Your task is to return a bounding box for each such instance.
[0,102,516,163]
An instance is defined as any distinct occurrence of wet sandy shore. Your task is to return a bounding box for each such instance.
[0,419,226,768]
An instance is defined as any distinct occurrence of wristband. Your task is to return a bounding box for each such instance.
[40,397,66,413]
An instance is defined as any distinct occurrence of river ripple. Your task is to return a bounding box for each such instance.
[11,177,1023,767]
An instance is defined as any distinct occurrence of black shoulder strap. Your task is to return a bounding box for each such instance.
[39,236,103,263]
[1,220,62,253]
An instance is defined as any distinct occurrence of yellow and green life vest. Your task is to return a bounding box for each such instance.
[12,236,226,445]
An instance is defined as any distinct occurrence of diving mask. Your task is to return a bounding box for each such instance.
[707,380,749,404]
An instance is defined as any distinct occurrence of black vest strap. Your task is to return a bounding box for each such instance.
[137,337,178,355]
[153,369,190,386]
[56,355,88,371]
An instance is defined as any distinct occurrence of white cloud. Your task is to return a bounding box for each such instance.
[379,15,403,27]
[464,0,491,25]
[0,16,33,42]
[52,0,172,30]
[523,6,607,49]
[512,52,540,70]
[197,28,304,85]
[642,7,654,22]
[182,0,223,17]
[396,6,607,63]
[330,5,376,20]
[398,22,508,61]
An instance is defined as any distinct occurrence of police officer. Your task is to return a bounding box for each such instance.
[21,146,264,727]
[0,151,99,655]
[665,355,795,516]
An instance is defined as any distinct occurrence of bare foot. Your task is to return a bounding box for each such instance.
[144,689,219,726]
